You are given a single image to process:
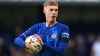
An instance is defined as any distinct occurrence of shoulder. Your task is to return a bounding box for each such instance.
[38,22,45,27]
[57,22,69,29]
[31,22,45,29]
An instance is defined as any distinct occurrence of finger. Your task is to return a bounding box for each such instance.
[33,34,43,45]
[38,37,43,43]
[37,36,43,45]
[38,39,43,45]
[33,34,38,38]
[36,36,41,40]
[35,35,43,43]
[32,46,39,52]
[34,34,40,39]
[29,42,31,44]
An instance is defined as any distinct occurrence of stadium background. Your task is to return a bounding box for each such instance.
[0,0,100,56]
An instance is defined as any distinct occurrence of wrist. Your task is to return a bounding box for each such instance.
[21,41,26,48]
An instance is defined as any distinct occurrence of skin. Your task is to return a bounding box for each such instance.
[43,5,58,27]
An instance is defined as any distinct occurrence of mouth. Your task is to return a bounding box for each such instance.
[51,16,56,18]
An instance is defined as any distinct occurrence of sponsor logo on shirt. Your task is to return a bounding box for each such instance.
[62,32,69,38]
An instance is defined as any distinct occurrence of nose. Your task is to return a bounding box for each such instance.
[52,10,56,14]
[52,11,56,15]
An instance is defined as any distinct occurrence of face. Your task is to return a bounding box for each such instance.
[43,6,58,22]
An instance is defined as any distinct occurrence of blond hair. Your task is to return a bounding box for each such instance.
[43,1,58,7]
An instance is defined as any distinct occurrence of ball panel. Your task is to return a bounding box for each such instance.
[25,48,35,54]
[31,42,42,51]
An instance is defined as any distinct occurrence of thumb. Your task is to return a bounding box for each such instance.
[29,42,31,44]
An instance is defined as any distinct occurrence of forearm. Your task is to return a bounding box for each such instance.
[14,36,26,48]
[43,42,68,56]
[14,24,38,48]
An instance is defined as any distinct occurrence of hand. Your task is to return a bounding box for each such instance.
[25,42,39,53]
[33,34,44,46]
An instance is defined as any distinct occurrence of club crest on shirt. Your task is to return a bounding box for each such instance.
[51,34,57,39]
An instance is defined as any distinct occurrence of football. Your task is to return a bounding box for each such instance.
[25,35,42,54]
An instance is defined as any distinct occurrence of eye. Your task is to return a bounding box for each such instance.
[50,9,53,11]
[55,9,58,11]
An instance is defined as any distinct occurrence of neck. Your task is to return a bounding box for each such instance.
[46,21,57,27]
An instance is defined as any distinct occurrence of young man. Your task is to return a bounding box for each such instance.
[14,1,69,56]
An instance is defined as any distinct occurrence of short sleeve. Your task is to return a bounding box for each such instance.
[60,26,69,43]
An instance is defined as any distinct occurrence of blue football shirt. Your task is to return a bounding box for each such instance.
[14,22,69,56]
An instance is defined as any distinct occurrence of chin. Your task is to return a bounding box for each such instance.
[49,18,56,21]
[50,20,56,23]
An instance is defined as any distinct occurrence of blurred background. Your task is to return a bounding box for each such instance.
[0,0,100,56]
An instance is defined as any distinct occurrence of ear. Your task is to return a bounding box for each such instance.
[43,8,45,14]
